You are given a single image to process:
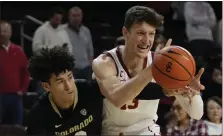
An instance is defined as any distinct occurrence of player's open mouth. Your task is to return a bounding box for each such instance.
[137,45,149,49]
[67,92,73,94]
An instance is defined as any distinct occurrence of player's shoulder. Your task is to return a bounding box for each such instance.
[92,54,117,78]
[93,54,114,66]
[27,92,50,122]
[93,47,119,67]
[30,93,50,113]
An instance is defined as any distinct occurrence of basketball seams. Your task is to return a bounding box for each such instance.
[174,46,196,76]
[152,62,189,82]
[155,52,192,79]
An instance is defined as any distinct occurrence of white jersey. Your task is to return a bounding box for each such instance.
[102,46,160,135]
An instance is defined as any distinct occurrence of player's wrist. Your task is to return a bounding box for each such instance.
[162,88,177,97]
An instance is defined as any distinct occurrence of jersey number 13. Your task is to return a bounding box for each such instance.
[120,99,139,110]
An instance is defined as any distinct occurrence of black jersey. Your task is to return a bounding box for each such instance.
[26,78,166,136]
[26,79,103,136]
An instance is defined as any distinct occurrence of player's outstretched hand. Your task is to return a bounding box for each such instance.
[157,39,172,53]
[188,68,205,91]
[164,68,205,104]
[165,39,172,48]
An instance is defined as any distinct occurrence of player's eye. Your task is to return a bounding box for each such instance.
[149,33,155,36]
[68,74,73,79]
[57,80,63,84]
[137,31,145,35]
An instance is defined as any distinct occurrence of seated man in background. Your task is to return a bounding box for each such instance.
[184,2,217,65]
[58,6,94,80]
[32,7,66,53]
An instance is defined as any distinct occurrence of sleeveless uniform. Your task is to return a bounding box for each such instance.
[102,46,161,135]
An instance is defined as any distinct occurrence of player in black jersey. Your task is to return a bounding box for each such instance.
[26,46,170,136]
[26,46,104,136]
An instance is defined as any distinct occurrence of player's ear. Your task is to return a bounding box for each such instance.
[122,27,128,38]
[41,82,51,92]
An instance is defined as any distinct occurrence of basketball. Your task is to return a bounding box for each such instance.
[151,46,196,89]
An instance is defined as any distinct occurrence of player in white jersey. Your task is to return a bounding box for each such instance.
[92,6,205,135]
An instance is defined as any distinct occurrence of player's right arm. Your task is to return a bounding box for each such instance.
[92,54,154,108]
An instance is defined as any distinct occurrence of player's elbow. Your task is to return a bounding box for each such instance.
[102,90,124,108]
[189,109,203,120]
[189,96,204,120]
[105,94,124,108]
[112,100,124,108]
[189,110,203,120]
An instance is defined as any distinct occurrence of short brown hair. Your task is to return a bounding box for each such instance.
[124,6,164,30]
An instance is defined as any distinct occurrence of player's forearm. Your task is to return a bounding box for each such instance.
[111,66,153,107]
[175,94,204,120]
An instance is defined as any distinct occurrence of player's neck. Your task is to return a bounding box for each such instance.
[123,47,144,69]
[53,97,74,109]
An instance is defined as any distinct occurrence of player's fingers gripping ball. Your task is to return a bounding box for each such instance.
[152,46,196,89]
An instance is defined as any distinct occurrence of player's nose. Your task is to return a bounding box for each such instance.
[64,81,72,91]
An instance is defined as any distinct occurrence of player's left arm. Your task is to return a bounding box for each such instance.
[174,68,205,120]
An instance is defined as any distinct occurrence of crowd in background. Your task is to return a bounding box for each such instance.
[0,2,222,136]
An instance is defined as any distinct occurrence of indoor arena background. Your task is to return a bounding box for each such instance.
[0,1,222,136]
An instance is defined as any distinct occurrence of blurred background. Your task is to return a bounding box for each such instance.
[0,1,222,136]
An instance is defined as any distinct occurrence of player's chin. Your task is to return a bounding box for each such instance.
[136,52,148,59]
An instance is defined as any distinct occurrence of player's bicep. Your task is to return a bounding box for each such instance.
[97,75,121,95]
[92,55,121,100]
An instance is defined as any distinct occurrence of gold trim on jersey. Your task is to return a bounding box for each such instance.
[54,115,93,136]
[48,89,78,118]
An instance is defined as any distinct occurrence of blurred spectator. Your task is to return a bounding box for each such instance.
[203,96,222,135]
[32,7,65,53]
[164,111,176,129]
[166,100,208,136]
[215,19,222,47]
[202,57,222,102]
[171,2,186,21]
[184,2,217,58]
[152,34,167,52]
[59,6,94,80]
[0,21,30,125]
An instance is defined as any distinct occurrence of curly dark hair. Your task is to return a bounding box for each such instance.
[28,46,75,82]
[124,5,164,31]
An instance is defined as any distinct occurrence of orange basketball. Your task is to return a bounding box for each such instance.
[151,46,196,89]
